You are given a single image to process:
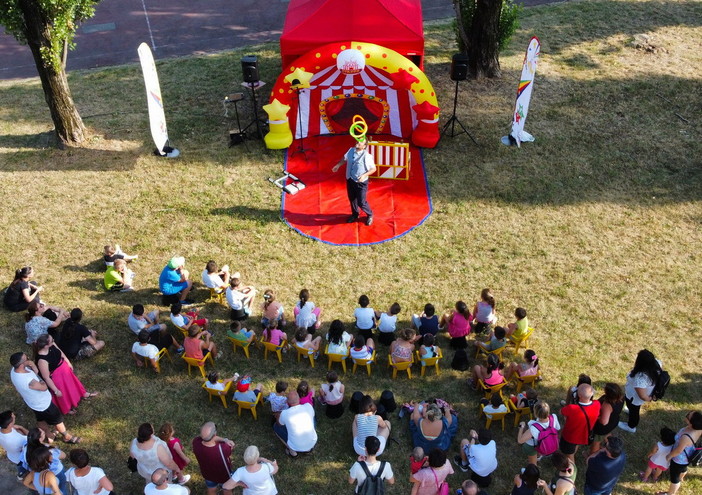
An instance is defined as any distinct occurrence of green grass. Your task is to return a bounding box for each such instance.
[0,0,701,494]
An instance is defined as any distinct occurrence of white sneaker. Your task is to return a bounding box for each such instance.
[618,421,636,433]
[177,475,191,484]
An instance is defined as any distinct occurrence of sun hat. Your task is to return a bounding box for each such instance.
[168,256,185,269]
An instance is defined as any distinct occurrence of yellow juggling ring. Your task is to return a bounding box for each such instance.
[349,115,368,143]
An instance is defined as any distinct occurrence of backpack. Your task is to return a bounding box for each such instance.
[532,415,559,456]
[683,433,702,467]
[651,369,670,401]
[357,461,386,495]
[451,349,469,371]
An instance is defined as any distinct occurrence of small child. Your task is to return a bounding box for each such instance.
[103,244,138,266]
[469,353,506,390]
[505,349,540,381]
[506,307,529,340]
[349,334,375,361]
[480,393,508,418]
[262,319,287,346]
[410,446,428,474]
[640,427,676,482]
[227,321,254,343]
[205,371,239,391]
[354,294,376,341]
[294,327,322,359]
[376,302,400,346]
[234,376,263,403]
[104,259,135,292]
[476,326,507,353]
[261,289,285,328]
[317,371,345,419]
[266,381,290,420]
[511,388,539,411]
[412,303,440,337]
[297,381,315,407]
[158,422,190,474]
[419,334,438,359]
[170,302,209,332]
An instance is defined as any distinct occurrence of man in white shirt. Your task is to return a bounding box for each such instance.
[0,410,29,480]
[273,391,317,456]
[9,352,79,444]
[145,468,190,495]
[349,436,395,493]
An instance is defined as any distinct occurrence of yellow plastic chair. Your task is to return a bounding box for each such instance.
[202,380,232,408]
[478,379,508,400]
[208,288,225,305]
[182,353,214,378]
[325,345,349,373]
[262,339,288,363]
[508,399,534,427]
[415,348,443,377]
[173,323,189,339]
[387,354,413,379]
[351,350,376,376]
[235,392,262,420]
[144,347,172,373]
[228,334,256,359]
[475,342,508,361]
[295,344,316,368]
[513,370,541,393]
[480,403,511,430]
[509,327,535,353]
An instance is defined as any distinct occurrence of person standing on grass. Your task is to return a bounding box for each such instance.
[619,349,663,433]
[583,436,626,495]
[192,422,235,495]
[559,383,601,462]
[145,468,190,495]
[0,410,29,481]
[222,445,278,495]
[66,448,114,495]
[332,138,376,226]
[9,352,81,444]
[658,410,702,495]
[349,436,395,493]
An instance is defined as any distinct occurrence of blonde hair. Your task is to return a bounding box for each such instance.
[243,445,260,465]
[534,400,551,420]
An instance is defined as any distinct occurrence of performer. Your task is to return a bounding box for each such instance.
[332,139,376,226]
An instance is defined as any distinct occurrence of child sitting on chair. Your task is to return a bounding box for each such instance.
[261,289,285,328]
[480,393,508,418]
[266,381,289,420]
[505,349,540,381]
[506,307,529,340]
[294,327,321,359]
[469,353,506,390]
[184,325,220,360]
[262,319,286,346]
[170,302,209,332]
[511,388,539,411]
[349,334,375,361]
[419,333,439,359]
[200,260,230,293]
[234,376,263,403]
[103,244,138,266]
[227,321,254,343]
[205,371,239,391]
[475,326,507,353]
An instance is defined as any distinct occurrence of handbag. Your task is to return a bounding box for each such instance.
[126,456,137,472]
[431,467,450,495]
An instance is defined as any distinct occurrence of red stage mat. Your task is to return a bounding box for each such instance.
[282,135,432,246]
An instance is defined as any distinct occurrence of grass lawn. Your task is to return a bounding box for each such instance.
[0,0,701,494]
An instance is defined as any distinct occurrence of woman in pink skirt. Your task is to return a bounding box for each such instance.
[34,334,98,414]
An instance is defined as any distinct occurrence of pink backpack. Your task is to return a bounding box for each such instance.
[533,415,559,456]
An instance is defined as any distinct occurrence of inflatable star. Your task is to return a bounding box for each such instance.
[389,69,419,90]
[263,99,291,120]
[284,68,314,89]
[412,100,440,119]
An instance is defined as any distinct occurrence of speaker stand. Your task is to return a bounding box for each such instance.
[241,81,267,140]
[291,87,312,158]
[441,80,477,145]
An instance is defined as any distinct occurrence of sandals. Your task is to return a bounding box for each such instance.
[63,435,81,444]
[284,447,298,458]
[83,392,99,399]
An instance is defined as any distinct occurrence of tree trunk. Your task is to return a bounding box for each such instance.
[468,0,502,79]
[18,0,86,147]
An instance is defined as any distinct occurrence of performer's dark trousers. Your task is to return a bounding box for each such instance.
[346,178,373,217]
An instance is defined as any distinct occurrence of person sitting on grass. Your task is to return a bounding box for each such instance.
[184,325,220,361]
[225,272,257,321]
[128,304,166,335]
[103,259,135,292]
[375,302,401,346]
[159,256,193,305]
[227,321,254,344]
[56,308,105,361]
[469,353,506,390]
[4,266,43,312]
[25,301,69,344]
[205,371,239,391]
[103,244,138,266]
[170,302,208,332]
[353,294,376,342]
[411,303,440,338]
[266,381,289,421]
[506,307,529,340]
[233,376,263,404]
[132,330,162,371]
[293,327,322,359]
[200,260,230,294]
[475,325,507,354]
[262,319,286,346]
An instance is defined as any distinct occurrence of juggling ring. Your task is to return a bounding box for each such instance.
[349,115,368,143]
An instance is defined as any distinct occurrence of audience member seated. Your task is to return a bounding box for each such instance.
[454,428,498,488]
[418,334,439,360]
[352,395,392,457]
[128,304,166,335]
[353,294,376,342]
[184,325,220,361]
[481,394,509,418]
[410,448,454,495]
[227,321,254,343]
[103,244,137,266]
[326,319,352,354]
[205,371,239,391]
[159,257,193,305]
[472,288,497,335]
[506,307,529,340]
[261,289,285,328]
[273,391,317,457]
[170,303,208,332]
[475,326,507,354]
[389,328,415,364]
[469,354,506,390]
[200,260,230,293]
[293,289,321,333]
[409,401,458,452]
[225,272,256,321]
[56,308,105,361]
[132,330,163,371]
[103,259,135,292]
[375,302,400,346]
[234,376,263,404]
[262,319,286,346]
[505,349,540,381]
[25,301,69,344]
[411,303,440,338]
[440,301,472,349]
[266,381,289,421]
[3,266,43,312]
[293,327,322,359]
[318,371,345,419]
[350,335,375,361]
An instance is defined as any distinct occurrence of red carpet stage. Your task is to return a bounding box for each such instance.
[282,135,432,246]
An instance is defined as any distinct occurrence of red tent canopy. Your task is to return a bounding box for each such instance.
[280,0,425,69]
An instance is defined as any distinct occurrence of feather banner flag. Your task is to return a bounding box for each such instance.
[505,37,540,147]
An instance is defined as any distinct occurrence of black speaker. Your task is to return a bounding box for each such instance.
[241,55,259,83]
[450,53,469,81]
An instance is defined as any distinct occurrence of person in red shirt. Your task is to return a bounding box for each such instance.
[560,383,601,461]
[192,422,235,495]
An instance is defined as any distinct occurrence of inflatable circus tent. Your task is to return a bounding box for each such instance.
[263,0,440,149]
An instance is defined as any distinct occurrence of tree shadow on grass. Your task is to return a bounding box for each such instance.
[210,205,281,224]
